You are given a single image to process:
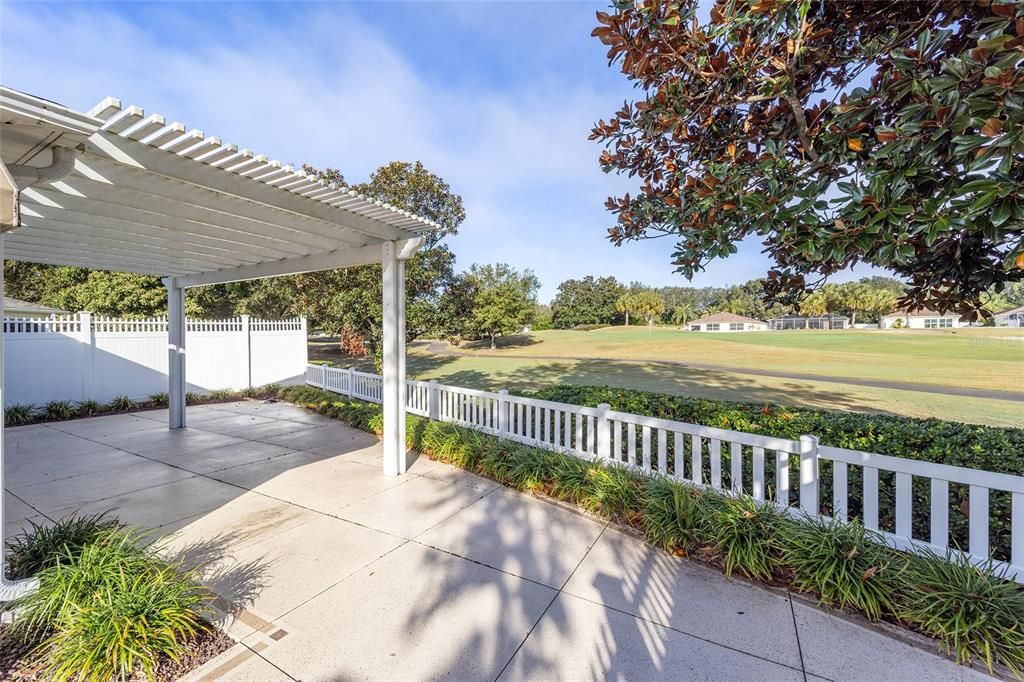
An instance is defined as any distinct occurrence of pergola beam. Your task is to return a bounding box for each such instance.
[87,135,410,243]
[171,243,382,288]
[4,239,195,273]
[75,154,373,248]
[20,191,316,260]
[10,228,238,271]
[31,179,338,254]
[18,209,263,265]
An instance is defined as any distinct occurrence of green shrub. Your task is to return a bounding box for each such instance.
[708,495,782,581]
[527,384,1024,560]
[43,400,76,421]
[185,392,200,404]
[900,552,1024,676]
[780,517,905,620]
[109,395,137,412]
[208,388,235,400]
[76,399,104,417]
[5,403,36,425]
[13,529,209,682]
[147,392,169,407]
[641,477,707,552]
[5,512,124,580]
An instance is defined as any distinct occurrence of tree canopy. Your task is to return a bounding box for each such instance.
[616,289,667,325]
[591,0,1024,318]
[551,275,625,328]
[465,263,540,348]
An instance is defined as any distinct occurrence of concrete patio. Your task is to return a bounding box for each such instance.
[4,403,989,681]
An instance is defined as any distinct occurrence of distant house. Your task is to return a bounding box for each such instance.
[993,304,1024,328]
[688,312,768,332]
[3,296,63,319]
[768,314,849,330]
[879,308,965,329]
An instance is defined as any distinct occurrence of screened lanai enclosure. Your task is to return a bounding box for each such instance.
[0,85,438,598]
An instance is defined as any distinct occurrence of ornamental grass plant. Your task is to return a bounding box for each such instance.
[779,517,905,621]
[11,525,210,682]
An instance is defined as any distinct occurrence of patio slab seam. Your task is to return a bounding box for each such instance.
[788,587,810,682]
[239,484,506,649]
[495,523,609,680]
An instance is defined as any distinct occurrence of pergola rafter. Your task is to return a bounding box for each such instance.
[0,85,434,599]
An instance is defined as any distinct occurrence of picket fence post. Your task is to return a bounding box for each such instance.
[428,380,440,421]
[597,403,611,460]
[346,367,355,397]
[799,434,820,516]
[497,389,509,436]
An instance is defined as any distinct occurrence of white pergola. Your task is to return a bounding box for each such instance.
[0,85,436,597]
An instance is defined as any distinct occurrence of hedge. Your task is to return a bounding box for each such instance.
[525,385,1024,563]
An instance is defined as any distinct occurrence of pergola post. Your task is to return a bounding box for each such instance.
[164,278,186,429]
[381,241,406,476]
[0,236,35,599]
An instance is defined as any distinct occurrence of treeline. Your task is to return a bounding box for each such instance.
[3,254,541,356]
[539,276,1024,329]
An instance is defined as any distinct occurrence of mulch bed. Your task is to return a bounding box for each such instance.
[0,624,234,681]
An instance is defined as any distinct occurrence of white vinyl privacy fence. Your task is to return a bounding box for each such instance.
[306,363,1024,583]
[5,314,307,405]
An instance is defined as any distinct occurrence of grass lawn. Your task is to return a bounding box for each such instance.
[308,333,1024,428]
[441,326,1024,394]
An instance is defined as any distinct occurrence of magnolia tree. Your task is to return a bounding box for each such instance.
[592,0,1024,318]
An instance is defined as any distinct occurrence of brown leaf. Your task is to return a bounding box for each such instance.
[861,566,879,581]
[876,130,897,143]
[847,138,864,152]
[981,117,1003,137]
[845,546,860,561]
[1016,252,1024,269]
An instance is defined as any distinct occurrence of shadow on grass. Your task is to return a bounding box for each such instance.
[418,359,901,418]
[458,334,541,351]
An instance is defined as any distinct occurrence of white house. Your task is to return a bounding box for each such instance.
[688,312,768,332]
[994,304,1024,327]
[880,308,966,329]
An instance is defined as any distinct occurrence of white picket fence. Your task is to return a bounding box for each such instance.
[4,314,307,405]
[306,363,1024,583]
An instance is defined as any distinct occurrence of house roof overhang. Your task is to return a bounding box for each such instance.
[0,86,436,286]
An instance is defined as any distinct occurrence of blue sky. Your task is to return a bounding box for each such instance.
[1,1,877,302]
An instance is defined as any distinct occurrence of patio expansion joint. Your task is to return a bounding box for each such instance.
[246,482,505,642]
[3,487,54,524]
[788,586,809,681]
[493,521,611,681]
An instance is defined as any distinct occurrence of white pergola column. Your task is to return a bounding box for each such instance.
[164,278,187,429]
[381,241,406,476]
[0,236,36,599]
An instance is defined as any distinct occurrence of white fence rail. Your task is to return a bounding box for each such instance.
[307,363,1024,583]
[4,313,307,405]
